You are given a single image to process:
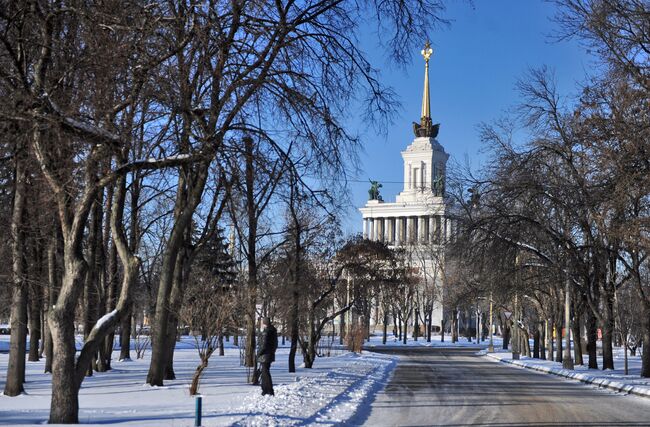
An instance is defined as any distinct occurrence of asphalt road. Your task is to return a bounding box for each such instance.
[363,347,650,427]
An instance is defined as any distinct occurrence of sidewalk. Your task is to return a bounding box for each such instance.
[484,349,650,399]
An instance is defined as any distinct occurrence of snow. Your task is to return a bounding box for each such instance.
[363,333,502,349]
[144,154,191,163]
[94,309,118,331]
[484,348,650,399]
[230,352,395,426]
[0,335,395,426]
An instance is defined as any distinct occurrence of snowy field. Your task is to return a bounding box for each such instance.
[0,336,396,426]
[485,347,650,399]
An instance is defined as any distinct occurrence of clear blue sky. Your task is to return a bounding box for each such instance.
[340,0,593,235]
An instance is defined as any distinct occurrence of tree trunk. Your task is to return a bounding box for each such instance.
[572,311,583,366]
[413,308,419,341]
[601,321,615,370]
[502,323,510,349]
[533,327,540,358]
[28,241,43,362]
[537,322,546,360]
[382,310,388,344]
[119,307,132,361]
[48,308,81,423]
[147,162,208,386]
[163,314,178,380]
[583,310,596,369]
[4,147,28,396]
[555,323,563,363]
[452,309,458,343]
[189,359,208,396]
[601,296,615,370]
[82,204,100,377]
[641,306,650,377]
[288,301,299,373]
[44,234,59,374]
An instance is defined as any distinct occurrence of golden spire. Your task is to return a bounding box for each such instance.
[420,41,433,120]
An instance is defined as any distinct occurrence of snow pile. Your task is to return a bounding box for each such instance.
[231,352,396,426]
[485,350,650,399]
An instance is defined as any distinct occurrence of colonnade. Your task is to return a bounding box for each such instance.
[362,215,451,245]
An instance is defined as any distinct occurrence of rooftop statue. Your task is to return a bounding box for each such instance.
[368,180,383,201]
[412,119,440,138]
[432,173,445,197]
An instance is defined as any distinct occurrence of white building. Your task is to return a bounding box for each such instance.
[359,42,451,328]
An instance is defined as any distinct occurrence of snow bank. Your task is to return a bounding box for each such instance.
[485,350,650,400]
[231,352,396,426]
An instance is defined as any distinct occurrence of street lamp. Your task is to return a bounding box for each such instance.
[488,293,494,353]
[512,294,520,360]
[562,259,574,369]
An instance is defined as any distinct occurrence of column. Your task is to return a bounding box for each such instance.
[395,217,402,246]
[441,216,447,242]
[418,216,427,242]
[407,217,414,243]
[369,218,375,241]
[377,218,384,242]
[429,216,435,243]
[387,218,394,244]
[362,218,368,239]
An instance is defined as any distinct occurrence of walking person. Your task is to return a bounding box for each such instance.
[257,317,278,396]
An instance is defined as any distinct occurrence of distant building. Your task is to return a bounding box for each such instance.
[359,42,452,329]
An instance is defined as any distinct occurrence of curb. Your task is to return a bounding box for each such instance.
[485,353,650,400]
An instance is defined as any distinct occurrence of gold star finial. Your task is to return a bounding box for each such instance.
[420,41,432,120]
[421,41,433,63]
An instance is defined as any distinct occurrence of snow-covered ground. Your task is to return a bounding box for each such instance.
[363,333,502,348]
[0,335,396,426]
[484,348,650,399]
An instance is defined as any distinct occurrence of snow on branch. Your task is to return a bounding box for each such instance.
[41,92,122,145]
[94,309,118,331]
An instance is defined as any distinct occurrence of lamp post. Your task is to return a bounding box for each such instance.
[512,253,520,360]
[562,260,574,369]
[512,293,520,360]
[488,293,494,353]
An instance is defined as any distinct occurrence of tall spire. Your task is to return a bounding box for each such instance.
[421,41,432,120]
[412,41,439,138]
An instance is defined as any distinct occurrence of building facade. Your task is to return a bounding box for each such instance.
[359,42,450,328]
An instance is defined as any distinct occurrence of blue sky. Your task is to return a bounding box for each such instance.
[340,0,594,234]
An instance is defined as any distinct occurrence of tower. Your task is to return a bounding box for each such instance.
[359,42,450,328]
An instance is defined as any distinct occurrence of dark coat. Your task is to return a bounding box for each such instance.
[257,324,278,363]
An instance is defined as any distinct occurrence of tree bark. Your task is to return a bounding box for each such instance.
[537,322,546,360]
[572,310,583,365]
[582,312,595,369]
[28,239,43,362]
[4,145,29,396]
[641,307,650,377]
[119,307,132,361]
[601,291,615,370]
[189,359,208,396]
[555,323,563,363]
